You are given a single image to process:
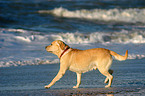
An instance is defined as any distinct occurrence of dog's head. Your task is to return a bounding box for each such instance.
[45,40,69,57]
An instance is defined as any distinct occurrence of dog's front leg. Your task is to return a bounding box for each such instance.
[45,69,66,89]
[73,73,81,88]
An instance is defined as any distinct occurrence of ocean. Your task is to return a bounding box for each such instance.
[0,0,145,95]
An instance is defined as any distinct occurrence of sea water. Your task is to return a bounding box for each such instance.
[0,0,145,67]
[0,0,145,94]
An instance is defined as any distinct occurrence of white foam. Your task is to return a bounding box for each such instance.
[0,28,28,33]
[38,7,145,23]
[53,31,145,44]
[0,59,59,67]
[1,28,145,44]
[128,54,145,60]
[14,36,32,43]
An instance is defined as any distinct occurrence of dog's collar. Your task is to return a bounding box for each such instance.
[59,46,70,59]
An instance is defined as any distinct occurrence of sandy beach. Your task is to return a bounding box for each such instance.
[1,87,145,96]
[1,0,145,95]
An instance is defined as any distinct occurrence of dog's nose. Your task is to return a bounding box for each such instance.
[45,46,47,49]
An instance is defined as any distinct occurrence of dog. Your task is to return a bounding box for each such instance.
[45,40,128,88]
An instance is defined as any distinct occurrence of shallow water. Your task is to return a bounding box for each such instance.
[0,59,145,95]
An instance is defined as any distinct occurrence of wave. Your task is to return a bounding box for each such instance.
[56,31,145,44]
[0,59,59,67]
[38,7,145,23]
[1,28,145,67]
[1,28,145,45]
[0,54,145,67]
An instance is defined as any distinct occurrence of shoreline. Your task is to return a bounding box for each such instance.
[1,86,145,96]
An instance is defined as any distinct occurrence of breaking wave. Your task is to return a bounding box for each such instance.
[1,28,145,45]
[0,59,59,67]
[55,30,145,44]
[38,7,145,23]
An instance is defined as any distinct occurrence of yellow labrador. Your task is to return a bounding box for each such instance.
[45,40,128,88]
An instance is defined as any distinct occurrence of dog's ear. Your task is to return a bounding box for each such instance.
[60,42,67,50]
[58,41,69,50]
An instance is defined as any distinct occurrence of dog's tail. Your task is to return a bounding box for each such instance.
[110,50,128,61]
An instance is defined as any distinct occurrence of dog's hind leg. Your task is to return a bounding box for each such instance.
[104,69,113,83]
[73,73,81,88]
[98,59,113,88]
[98,68,113,88]
[104,73,113,88]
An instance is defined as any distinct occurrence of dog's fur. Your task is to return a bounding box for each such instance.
[45,40,128,88]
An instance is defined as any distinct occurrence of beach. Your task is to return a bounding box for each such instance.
[0,59,145,96]
[1,87,145,96]
[0,0,145,95]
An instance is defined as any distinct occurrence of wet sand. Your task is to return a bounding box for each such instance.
[1,87,145,96]
[45,87,145,96]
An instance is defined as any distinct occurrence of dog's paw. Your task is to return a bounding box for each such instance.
[105,85,111,88]
[44,85,50,89]
[73,86,79,88]
[104,78,109,83]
